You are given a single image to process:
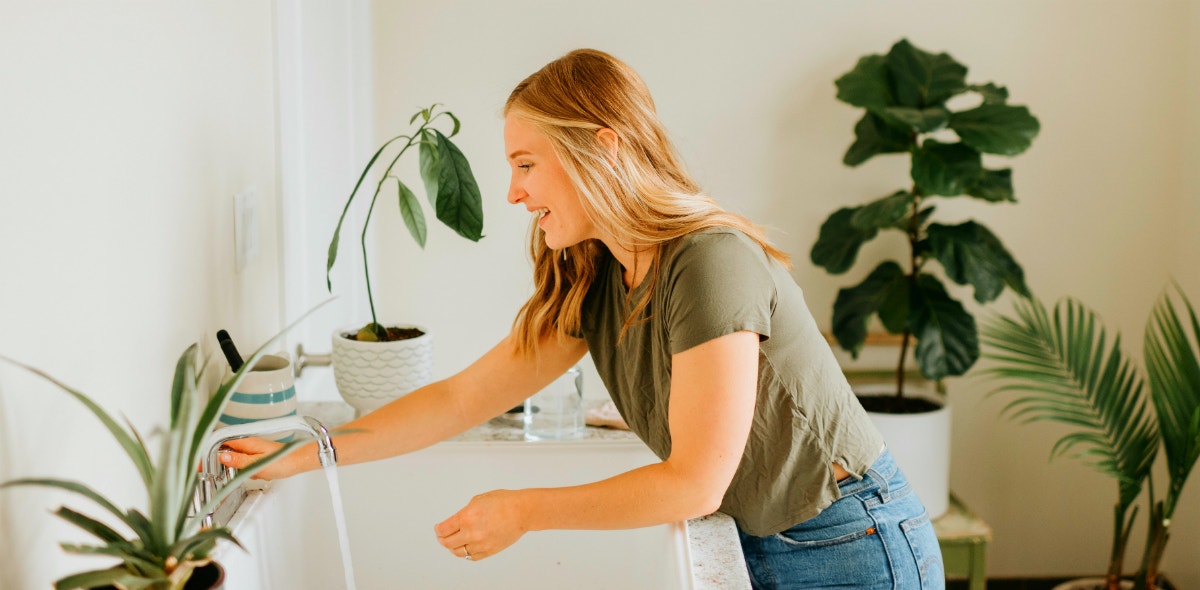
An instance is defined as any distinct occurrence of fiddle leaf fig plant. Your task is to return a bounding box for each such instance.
[811,38,1039,404]
[327,103,484,342]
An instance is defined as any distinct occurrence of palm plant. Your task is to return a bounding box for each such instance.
[0,303,329,590]
[980,285,1200,590]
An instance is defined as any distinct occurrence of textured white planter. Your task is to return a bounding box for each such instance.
[331,324,434,415]
[855,383,950,519]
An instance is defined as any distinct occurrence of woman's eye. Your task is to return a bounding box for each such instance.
[516,162,532,170]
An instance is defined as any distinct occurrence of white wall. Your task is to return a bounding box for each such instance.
[0,3,286,588]
[366,0,1198,584]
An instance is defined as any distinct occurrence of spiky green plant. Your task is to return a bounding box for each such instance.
[980,285,1200,590]
[0,302,330,590]
[326,103,484,342]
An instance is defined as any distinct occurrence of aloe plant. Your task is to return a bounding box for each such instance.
[981,285,1200,590]
[326,103,484,342]
[811,39,1038,404]
[0,302,330,590]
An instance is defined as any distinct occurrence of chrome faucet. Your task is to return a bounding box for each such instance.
[195,415,338,528]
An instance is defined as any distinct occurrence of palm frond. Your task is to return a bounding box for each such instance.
[1144,284,1200,518]
[981,296,1159,507]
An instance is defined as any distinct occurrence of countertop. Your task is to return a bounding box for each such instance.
[298,400,752,590]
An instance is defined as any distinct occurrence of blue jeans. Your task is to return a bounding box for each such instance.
[736,450,944,589]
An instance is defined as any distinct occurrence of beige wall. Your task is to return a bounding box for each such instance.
[0,4,284,588]
[368,0,1199,585]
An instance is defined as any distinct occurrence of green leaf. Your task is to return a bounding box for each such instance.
[1144,285,1200,517]
[1,478,132,530]
[886,38,968,107]
[980,296,1158,509]
[927,221,1030,303]
[911,140,982,196]
[60,543,165,578]
[969,83,1009,105]
[810,207,879,274]
[966,168,1015,203]
[843,112,913,167]
[395,178,427,248]
[850,191,913,231]
[835,54,895,110]
[54,566,132,590]
[426,130,484,241]
[418,129,440,208]
[909,274,979,379]
[53,506,126,544]
[880,106,950,133]
[949,104,1040,156]
[831,261,908,356]
[170,527,243,562]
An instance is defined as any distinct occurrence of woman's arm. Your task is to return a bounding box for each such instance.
[220,330,588,479]
[434,330,758,560]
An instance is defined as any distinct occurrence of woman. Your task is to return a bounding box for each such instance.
[223,48,944,589]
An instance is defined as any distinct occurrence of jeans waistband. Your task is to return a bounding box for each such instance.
[836,447,900,500]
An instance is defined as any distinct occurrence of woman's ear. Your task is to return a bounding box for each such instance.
[596,128,619,166]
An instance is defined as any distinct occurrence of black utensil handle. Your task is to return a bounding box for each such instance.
[216,329,244,372]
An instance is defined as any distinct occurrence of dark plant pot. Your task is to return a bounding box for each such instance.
[95,562,224,590]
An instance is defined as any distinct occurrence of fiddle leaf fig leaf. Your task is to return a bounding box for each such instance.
[811,207,879,274]
[910,274,979,379]
[969,82,1009,105]
[835,54,895,110]
[832,261,909,356]
[429,130,484,241]
[886,38,968,108]
[850,191,913,230]
[881,106,950,133]
[967,168,1015,203]
[844,112,913,167]
[911,140,982,196]
[927,221,1030,303]
[949,104,1040,156]
[395,178,427,248]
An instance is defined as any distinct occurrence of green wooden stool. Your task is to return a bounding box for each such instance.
[934,493,992,589]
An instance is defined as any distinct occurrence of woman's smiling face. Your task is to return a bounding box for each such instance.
[504,114,596,250]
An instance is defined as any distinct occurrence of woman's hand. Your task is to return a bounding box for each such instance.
[217,436,301,480]
[434,489,529,561]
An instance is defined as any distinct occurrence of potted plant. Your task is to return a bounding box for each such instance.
[326,103,484,415]
[810,38,1040,516]
[0,308,326,590]
[980,285,1198,590]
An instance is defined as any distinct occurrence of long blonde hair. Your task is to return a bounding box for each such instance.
[508,49,790,355]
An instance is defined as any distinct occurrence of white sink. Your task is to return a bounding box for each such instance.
[216,439,695,589]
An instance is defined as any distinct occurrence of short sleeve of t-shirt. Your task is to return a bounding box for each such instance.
[663,230,776,354]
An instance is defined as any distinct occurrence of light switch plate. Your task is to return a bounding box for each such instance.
[234,188,259,273]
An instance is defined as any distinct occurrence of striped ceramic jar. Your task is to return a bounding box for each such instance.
[218,354,297,442]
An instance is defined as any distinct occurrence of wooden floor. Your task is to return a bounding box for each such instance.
[948,578,1175,590]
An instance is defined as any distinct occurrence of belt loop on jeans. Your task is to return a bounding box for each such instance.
[868,465,891,502]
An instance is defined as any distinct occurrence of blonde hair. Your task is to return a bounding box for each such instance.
[507,48,790,355]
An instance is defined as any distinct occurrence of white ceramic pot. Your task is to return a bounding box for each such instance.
[331,324,434,415]
[855,383,950,519]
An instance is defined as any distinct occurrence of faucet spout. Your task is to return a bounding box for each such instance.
[202,415,336,477]
[196,415,337,528]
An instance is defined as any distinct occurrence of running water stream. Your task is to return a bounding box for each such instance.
[323,464,357,590]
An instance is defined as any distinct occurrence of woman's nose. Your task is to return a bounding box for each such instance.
[507,178,525,205]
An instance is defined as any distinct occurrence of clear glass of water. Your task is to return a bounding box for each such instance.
[524,365,584,441]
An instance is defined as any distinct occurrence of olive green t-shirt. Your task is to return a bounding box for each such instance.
[579,228,884,536]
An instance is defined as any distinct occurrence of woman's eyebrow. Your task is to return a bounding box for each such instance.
[507,149,532,160]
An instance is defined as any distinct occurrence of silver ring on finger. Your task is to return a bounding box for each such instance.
[463,545,472,561]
